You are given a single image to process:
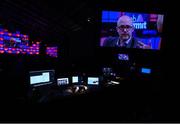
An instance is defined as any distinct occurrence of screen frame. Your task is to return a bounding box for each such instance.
[29,69,55,87]
[99,10,165,51]
[57,77,69,86]
[72,76,79,84]
[87,77,99,85]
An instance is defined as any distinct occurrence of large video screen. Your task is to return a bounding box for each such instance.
[100,11,164,50]
[0,28,40,55]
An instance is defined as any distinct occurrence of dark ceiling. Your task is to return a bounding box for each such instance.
[0,0,171,45]
[0,0,96,43]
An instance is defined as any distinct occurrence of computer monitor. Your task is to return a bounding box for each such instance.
[29,70,55,87]
[141,68,151,74]
[72,76,79,83]
[117,53,129,60]
[57,78,69,86]
[87,77,99,85]
[102,67,114,76]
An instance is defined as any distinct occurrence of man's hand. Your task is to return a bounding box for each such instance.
[138,41,151,49]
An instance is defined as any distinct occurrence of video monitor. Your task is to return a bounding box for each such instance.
[29,70,55,87]
[57,78,69,86]
[141,68,151,74]
[117,53,129,60]
[87,77,99,85]
[100,10,164,50]
[102,67,114,76]
[72,76,79,83]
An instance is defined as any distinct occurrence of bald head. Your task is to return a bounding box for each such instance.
[117,15,133,27]
[116,15,134,42]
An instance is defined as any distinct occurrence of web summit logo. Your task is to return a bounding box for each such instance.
[132,14,147,29]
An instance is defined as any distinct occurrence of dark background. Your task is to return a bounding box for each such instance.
[0,0,178,122]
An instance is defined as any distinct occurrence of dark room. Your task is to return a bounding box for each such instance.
[0,0,178,123]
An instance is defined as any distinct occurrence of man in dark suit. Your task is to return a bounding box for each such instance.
[102,15,150,49]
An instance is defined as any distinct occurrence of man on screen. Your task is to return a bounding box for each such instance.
[102,15,150,49]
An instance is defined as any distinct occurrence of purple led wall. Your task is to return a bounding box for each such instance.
[0,28,40,55]
[46,46,58,58]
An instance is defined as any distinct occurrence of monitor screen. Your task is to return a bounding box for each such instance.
[102,67,114,76]
[141,68,151,74]
[29,70,55,87]
[72,76,79,83]
[117,53,129,60]
[100,10,164,50]
[87,77,99,85]
[57,78,69,86]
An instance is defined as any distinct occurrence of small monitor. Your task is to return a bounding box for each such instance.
[29,70,55,87]
[102,67,114,76]
[117,54,129,60]
[87,77,99,85]
[72,76,79,83]
[141,68,151,74]
[57,78,69,86]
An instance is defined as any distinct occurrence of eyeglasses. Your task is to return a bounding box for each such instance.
[117,25,133,31]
